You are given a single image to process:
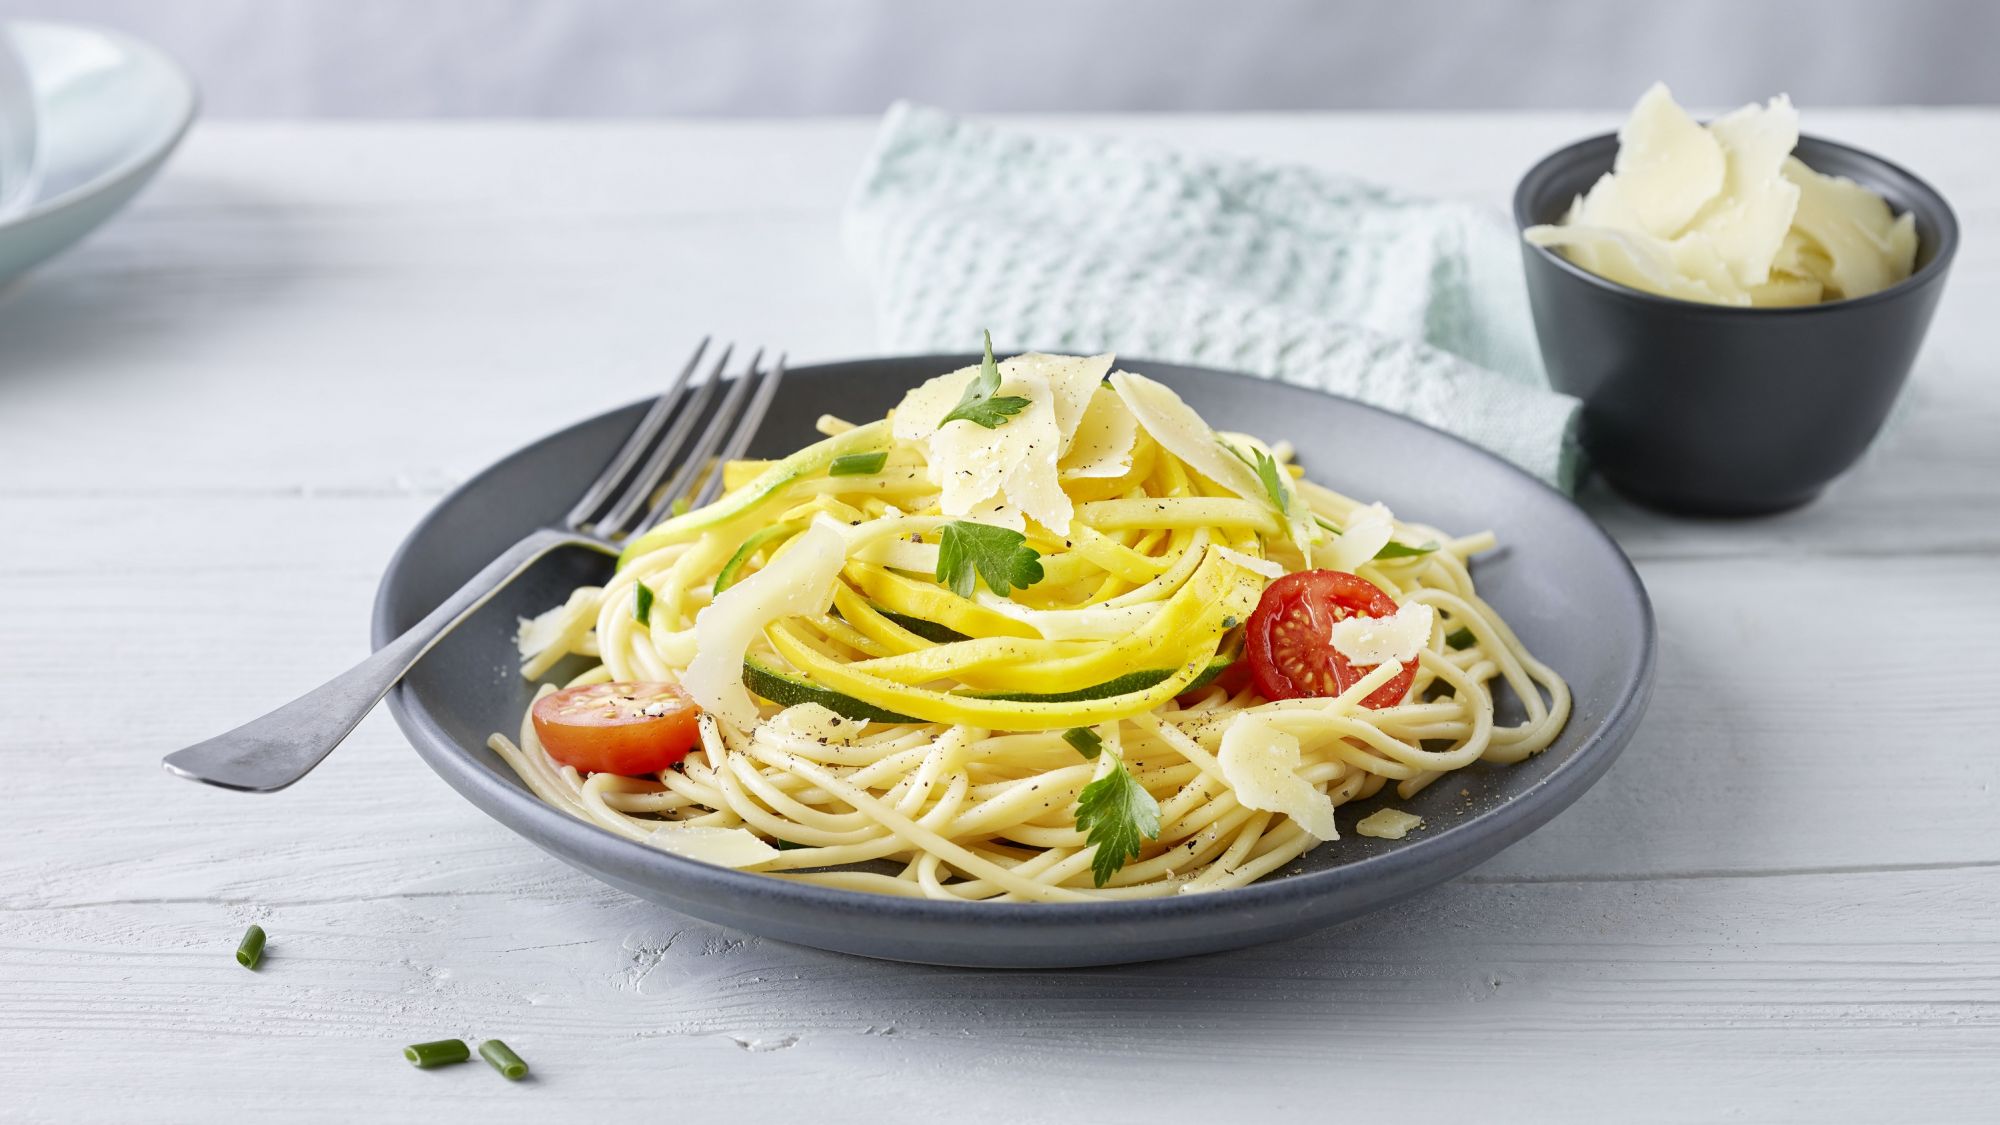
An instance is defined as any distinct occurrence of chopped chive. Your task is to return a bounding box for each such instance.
[478,1039,529,1081]
[828,450,889,477]
[1445,627,1476,650]
[670,497,692,517]
[634,581,655,626]
[1062,727,1103,759]
[234,924,266,970]
[405,1039,471,1069]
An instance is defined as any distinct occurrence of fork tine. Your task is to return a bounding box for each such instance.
[562,336,709,530]
[627,351,778,537]
[593,342,733,535]
[689,353,785,509]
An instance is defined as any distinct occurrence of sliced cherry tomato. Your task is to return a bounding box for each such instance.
[1244,570,1417,708]
[531,682,703,776]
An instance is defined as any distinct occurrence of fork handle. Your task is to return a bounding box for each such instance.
[162,529,594,793]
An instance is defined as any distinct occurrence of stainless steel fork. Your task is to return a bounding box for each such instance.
[162,339,785,793]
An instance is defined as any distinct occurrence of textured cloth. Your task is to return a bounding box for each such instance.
[844,103,1581,489]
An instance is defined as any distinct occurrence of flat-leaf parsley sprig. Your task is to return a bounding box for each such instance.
[1221,436,1292,519]
[939,331,1031,430]
[1075,754,1162,887]
[935,521,1044,599]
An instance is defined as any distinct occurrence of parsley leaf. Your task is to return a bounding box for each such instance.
[634,581,655,626]
[1445,626,1477,650]
[935,520,1044,599]
[1222,438,1291,518]
[828,450,888,477]
[1075,756,1161,887]
[939,331,1030,429]
[1062,727,1103,759]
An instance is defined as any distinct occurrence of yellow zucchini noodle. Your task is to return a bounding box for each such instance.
[491,353,1569,902]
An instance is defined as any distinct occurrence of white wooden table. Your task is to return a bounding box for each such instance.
[5,112,1996,1123]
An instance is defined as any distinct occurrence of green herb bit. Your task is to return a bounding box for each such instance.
[939,331,1030,429]
[1075,756,1162,887]
[1221,438,1291,518]
[828,450,889,477]
[1062,727,1104,760]
[1220,615,1240,630]
[935,521,1044,599]
[634,581,655,626]
[772,839,812,851]
[670,497,692,517]
[1445,627,1477,650]
[1374,539,1440,560]
[478,1039,529,1081]
[234,924,266,970]
[404,1039,471,1069]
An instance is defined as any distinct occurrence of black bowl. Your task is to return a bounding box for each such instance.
[1514,132,1957,515]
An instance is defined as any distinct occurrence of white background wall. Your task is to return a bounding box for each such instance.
[4,0,1995,116]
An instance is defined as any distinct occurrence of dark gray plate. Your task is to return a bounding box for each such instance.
[373,355,1655,968]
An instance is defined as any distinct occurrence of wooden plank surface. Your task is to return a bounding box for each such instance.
[3,112,1997,1123]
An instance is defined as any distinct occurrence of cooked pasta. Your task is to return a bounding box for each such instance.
[492,349,1569,901]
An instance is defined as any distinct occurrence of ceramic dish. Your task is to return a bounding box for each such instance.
[374,355,1656,967]
[0,21,196,286]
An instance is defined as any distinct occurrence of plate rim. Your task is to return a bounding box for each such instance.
[375,353,1657,930]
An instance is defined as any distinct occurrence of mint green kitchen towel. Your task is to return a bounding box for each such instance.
[844,103,1581,490]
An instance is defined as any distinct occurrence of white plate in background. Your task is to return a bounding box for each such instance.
[0,21,196,286]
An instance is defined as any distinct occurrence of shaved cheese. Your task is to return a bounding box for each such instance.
[643,824,780,868]
[1328,601,1435,666]
[1355,808,1424,840]
[891,354,1102,533]
[1322,502,1397,573]
[1058,386,1138,479]
[1111,371,1316,554]
[976,596,1158,641]
[1525,85,1912,306]
[1217,714,1338,841]
[1686,94,1800,288]
[516,601,572,657]
[1110,371,1265,499]
[1610,81,1726,237]
[758,702,869,746]
[1214,545,1284,579]
[1782,156,1919,300]
[1024,352,1114,450]
[682,521,847,729]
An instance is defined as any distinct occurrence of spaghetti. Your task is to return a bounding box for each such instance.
[492,351,1569,901]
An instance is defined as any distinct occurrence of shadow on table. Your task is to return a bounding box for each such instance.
[0,174,312,389]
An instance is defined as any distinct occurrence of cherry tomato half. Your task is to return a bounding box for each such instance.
[1244,570,1417,708]
[531,682,703,776]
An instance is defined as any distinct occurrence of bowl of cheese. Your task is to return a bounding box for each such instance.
[1514,83,1956,515]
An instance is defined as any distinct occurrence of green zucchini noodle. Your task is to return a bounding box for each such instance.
[491,357,1570,902]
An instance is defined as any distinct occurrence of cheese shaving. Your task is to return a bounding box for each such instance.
[682,521,847,729]
[892,353,1111,534]
[1214,545,1284,579]
[1323,502,1397,573]
[1355,808,1424,840]
[1217,714,1339,841]
[642,824,781,868]
[1328,600,1434,667]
